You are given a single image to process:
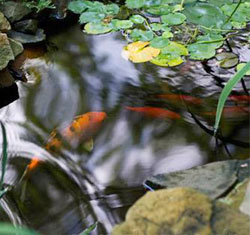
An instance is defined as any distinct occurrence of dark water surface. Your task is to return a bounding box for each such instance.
[0,24,249,234]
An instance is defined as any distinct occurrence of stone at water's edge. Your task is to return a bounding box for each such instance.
[9,38,24,57]
[112,188,250,235]
[13,19,38,35]
[0,12,11,32]
[144,159,250,199]
[0,32,14,70]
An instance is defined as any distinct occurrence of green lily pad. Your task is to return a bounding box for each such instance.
[67,0,90,14]
[162,31,173,38]
[150,36,169,48]
[161,13,186,25]
[144,159,250,199]
[237,63,250,75]
[111,19,133,30]
[129,15,145,24]
[84,22,112,34]
[215,52,239,68]
[79,11,105,24]
[150,23,170,32]
[130,29,154,41]
[125,0,145,9]
[146,5,171,15]
[105,3,120,15]
[183,2,227,29]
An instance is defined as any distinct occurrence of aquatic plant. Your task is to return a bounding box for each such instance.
[214,62,250,134]
[67,0,250,67]
[0,223,39,235]
[23,0,55,12]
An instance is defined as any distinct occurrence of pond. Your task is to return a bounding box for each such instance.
[0,15,249,235]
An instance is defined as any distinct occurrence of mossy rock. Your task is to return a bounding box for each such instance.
[112,188,250,235]
[0,11,11,32]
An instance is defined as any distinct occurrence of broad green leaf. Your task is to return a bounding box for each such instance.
[161,41,188,56]
[105,3,120,15]
[67,0,89,14]
[79,11,105,24]
[150,36,169,48]
[237,63,250,75]
[84,22,112,34]
[126,0,145,9]
[161,13,186,25]
[215,52,238,68]
[145,5,171,15]
[111,19,133,29]
[129,15,145,24]
[0,223,39,235]
[183,2,227,28]
[150,23,170,32]
[162,31,173,38]
[214,62,250,133]
[130,29,154,41]
[122,41,160,63]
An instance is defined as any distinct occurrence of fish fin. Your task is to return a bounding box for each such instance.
[82,138,94,152]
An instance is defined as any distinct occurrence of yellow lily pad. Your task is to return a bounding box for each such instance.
[122,41,160,63]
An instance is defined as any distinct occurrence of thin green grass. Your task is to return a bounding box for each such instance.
[80,222,98,235]
[0,223,39,235]
[0,122,8,198]
[214,62,250,135]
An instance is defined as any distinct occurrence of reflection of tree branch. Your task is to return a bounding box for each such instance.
[189,112,250,148]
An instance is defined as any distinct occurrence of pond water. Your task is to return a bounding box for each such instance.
[0,21,249,234]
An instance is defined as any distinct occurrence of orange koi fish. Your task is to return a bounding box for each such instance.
[156,94,202,105]
[228,95,250,103]
[25,112,107,173]
[126,106,181,120]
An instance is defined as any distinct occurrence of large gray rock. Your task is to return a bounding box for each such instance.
[112,188,250,235]
[13,19,38,35]
[0,11,11,32]
[0,32,14,70]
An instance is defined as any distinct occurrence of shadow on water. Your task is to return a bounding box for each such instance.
[0,23,249,234]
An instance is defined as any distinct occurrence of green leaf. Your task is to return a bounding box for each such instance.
[161,41,188,56]
[236,63,250,75]
[145,5,171,15]
[183,2,228,28]
[129,15,145,24]
[214,62,250,133]
[126,0,145,9]
[215,52,238,68]
[79,11,105,24]
[0,223,39,235]
[161,13,186,25]
[84,22,112,34]
[80,222,98,235]
[150,23,170,32]
[105,3,119,15]
[67,0,89,14]
[150,36,169,48]
[0,122,7,197]
[111,19,133,30]
[162,31,173,38]
[130,29,154,41]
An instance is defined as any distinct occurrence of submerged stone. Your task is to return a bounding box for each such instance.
[112,188,250,235]
[0,12,11,32]
[13,19,38,35]
[7,29,46,44]
[0,32,14,70]
[0,1,31,23]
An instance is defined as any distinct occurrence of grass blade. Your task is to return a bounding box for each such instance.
[0,223,39,235]
[0,122,8,196]
[79,222,98,235]
[214,62,250,134]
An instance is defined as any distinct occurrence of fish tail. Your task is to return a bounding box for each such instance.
[20,157,41,182]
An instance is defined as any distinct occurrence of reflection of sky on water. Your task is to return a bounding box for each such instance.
[0,25,249,234]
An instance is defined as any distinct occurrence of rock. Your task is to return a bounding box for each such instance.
[219,179,250,216]
[0,32,14,70]
[7,28,46,44]
[0,1,31,23]
[0,11,11,32]
[144,159,250,199]
[13,19,38,35]
[113,188,213,235]
[0,68,14,88]
[9,38,23,57]
[112,188,250,235]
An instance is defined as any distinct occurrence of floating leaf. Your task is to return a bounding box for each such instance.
[129,15,145,24]
[111,19,133,30]
[150,23,170,32]
[215,52,238,68]
[161,13,186,25]
[125,0,145,9]
[0,223,39,235]
[150,36,169,48]
[146,5,171,15]
[84,22,112,34]
[130,29,154,41]
[79,11,105,24]
[122,41,160,63]
[67,0,89,14]
[105,3,120,15]
[162,31,173,38]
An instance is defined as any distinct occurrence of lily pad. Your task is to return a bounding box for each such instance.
[0,1,32,23]
[111,19,133,30]
[122,41,160,63]
[144,160,250,199]
[130,29,154,41]
[67,0,90,14]
[146,5,171,15]
[129,15,145,24]
[79,11,106,24]
[161,13,186,25]
[150,36,169,48]
[7,29,46,44]
[125,0,145,9]
[150,23,170,32]
[215,52,239,68]
[84,22,112,34]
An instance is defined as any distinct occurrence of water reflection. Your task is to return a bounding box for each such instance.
[0,25,249,234]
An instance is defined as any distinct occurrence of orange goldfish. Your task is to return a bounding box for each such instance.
[126,106,181,119]
[156,94,202,105]
[25,112,107,174]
